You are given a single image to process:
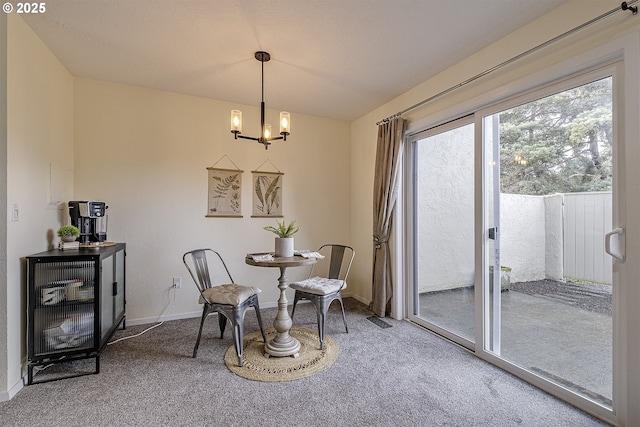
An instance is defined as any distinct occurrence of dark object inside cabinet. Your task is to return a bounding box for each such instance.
[26,243,126,384]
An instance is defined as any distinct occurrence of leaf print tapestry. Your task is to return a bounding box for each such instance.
[207,167,243,217]
[252,171,283,217]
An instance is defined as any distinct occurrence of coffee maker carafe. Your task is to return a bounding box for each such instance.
[68,201,108,244]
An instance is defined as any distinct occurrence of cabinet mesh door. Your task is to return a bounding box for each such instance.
[33,261,96,356]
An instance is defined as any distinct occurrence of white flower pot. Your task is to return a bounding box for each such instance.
[275,237,294,258]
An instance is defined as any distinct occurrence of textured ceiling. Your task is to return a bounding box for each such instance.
[22,0,568,121]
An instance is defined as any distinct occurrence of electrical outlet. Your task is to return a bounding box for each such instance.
[173,277,182,289]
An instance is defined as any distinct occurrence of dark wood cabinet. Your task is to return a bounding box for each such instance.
[26,243,126,384]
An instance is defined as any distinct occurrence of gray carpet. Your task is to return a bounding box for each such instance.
[0,298,608,426]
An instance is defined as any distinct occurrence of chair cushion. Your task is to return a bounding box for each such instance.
[198,283,261,306]
[290,277,346,296]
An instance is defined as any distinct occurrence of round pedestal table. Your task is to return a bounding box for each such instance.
[245,254,317,358]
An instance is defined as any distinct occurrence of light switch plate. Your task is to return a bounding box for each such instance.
[11,203,19,222]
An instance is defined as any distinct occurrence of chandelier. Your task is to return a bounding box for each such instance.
[230,51,290,150]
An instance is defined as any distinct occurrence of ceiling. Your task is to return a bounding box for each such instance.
[22,0,569,122]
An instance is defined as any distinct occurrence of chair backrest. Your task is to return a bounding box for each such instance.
[182,249,234,294]
[309,244,355,282]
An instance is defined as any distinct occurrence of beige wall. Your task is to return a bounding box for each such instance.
[4,14,74,397]
[73,79,351,322]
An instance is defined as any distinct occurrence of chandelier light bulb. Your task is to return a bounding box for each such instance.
[230,110,242,133]
[280,112,290,135]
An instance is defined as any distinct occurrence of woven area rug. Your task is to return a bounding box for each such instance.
[224,327,338,382]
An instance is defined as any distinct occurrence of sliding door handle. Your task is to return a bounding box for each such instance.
[488,227,497,240]
[605,227,625,263]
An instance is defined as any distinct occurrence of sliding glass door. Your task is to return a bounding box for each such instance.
[408,118,475,347]
[407,64,623,420]
[482,72,616,408]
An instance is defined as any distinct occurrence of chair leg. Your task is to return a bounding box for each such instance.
[254,303,267,344]
[218,311,227,338]
[337,293,348,333]
[228,306,247,367]
[315,296,334,351]
[317,308,326,350]
[316,294,348,350]
[231,321,244,367]
[193,306,209,358]
[291,291,301,320]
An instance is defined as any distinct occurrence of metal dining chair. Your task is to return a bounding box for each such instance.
[290,244,355,349]
[183,249,266,366]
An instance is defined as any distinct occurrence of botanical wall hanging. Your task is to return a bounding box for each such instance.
[206,155,243,217]
[252,160,283,218]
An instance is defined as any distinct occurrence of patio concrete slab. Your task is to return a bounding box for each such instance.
[419,283,612,405]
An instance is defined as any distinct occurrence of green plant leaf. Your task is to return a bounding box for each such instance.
[57,225,80,237]
[263,218,299,237]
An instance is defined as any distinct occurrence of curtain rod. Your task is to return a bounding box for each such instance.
[376,1,639,126]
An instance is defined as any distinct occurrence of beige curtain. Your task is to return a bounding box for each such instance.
[370,117,406,317]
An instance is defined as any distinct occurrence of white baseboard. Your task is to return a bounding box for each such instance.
[0,377,24,402]
[342,292,369,306]
[124,297,367,327]
[125,310,201,326]
[125,300,282,326]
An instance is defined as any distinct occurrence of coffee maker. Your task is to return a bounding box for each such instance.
[68,201,108,244]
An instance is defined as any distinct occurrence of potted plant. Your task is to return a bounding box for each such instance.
[489,265,512,291]
[264,219,299,257]
[500,266,512,291]
[57,225,80,242]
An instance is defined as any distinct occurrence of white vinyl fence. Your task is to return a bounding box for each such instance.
[417,191,613,293]
[500,191,612,285]
[562,192,612,285]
